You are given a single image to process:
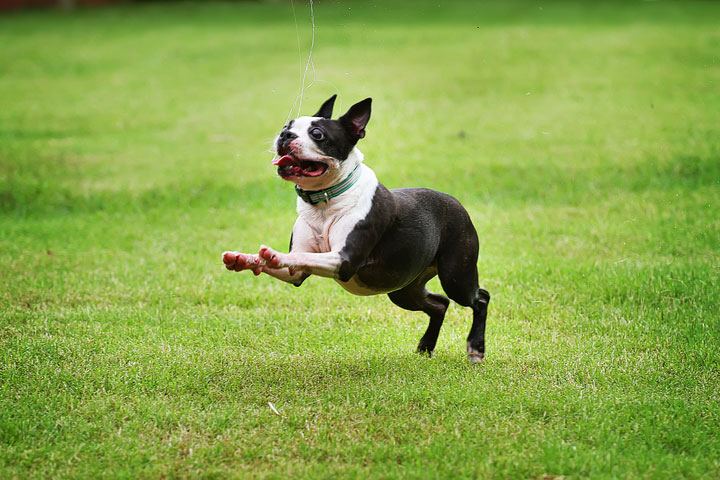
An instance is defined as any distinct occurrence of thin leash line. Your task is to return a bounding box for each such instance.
[284,0,303,126]
[273,0,317,162]
[297,0,316,116]
[284,0,316,127]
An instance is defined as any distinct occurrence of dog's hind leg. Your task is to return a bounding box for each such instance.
[387,266,450,355]
[436,236,490,364]
[465,288,490,364]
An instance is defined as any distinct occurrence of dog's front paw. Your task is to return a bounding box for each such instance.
[258,245,288,269]
[222,251,262,275]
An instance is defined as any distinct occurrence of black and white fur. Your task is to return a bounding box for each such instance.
[223,95,490,362]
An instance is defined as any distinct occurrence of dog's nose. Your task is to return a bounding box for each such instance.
[279,130,298,143]
[277,130,298,155]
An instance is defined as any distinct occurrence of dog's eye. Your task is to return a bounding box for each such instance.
[309,128,324,141]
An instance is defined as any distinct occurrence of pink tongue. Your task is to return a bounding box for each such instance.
[303,165,324,177]
[272,155,295,166]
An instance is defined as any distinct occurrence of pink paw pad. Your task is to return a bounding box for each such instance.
[259,246,281,268]
[222,251,258,272]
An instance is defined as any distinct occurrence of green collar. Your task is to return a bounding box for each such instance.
[295,164,362,205]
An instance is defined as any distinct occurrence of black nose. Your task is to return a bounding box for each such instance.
[277,130,298,155]
[279,130,298,144]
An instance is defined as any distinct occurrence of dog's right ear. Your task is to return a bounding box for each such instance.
[313,94,337,119]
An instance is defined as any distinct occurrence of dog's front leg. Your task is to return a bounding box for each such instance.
[222,251,308,286]
[258,245,351,280]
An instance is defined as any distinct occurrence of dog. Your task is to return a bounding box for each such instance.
[222,95,490,362]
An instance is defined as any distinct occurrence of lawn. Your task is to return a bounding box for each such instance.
[1,0,719,478]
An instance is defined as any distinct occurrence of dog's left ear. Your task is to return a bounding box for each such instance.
[313,94,337,119]
[339,98,372,139]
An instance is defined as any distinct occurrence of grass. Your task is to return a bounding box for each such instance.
[1,0,719,477]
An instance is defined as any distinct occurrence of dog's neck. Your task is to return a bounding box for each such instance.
[295,162,364,205]
[295,160,379,220]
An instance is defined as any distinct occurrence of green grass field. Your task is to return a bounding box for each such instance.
[1,1,719,477]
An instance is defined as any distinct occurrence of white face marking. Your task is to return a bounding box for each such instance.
[274,116,358,191]
[287,116,324,160]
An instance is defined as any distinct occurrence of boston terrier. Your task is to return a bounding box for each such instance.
[222,95,490,362]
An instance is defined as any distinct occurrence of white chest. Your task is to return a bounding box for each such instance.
[306,213,339,252]
[295,164,379,253]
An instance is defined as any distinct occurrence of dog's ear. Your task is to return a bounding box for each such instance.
[339,98,372,139]
[313,94,337,119]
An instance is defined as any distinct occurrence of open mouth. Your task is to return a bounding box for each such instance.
[272,155,328,178]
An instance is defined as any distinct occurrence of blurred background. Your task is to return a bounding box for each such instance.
[2,0,119,9]
[1,1,718,477]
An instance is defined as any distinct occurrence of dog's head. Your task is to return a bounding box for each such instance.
[273,95,371,191]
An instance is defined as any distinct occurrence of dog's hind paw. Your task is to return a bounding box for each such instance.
[467,352,485,364]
